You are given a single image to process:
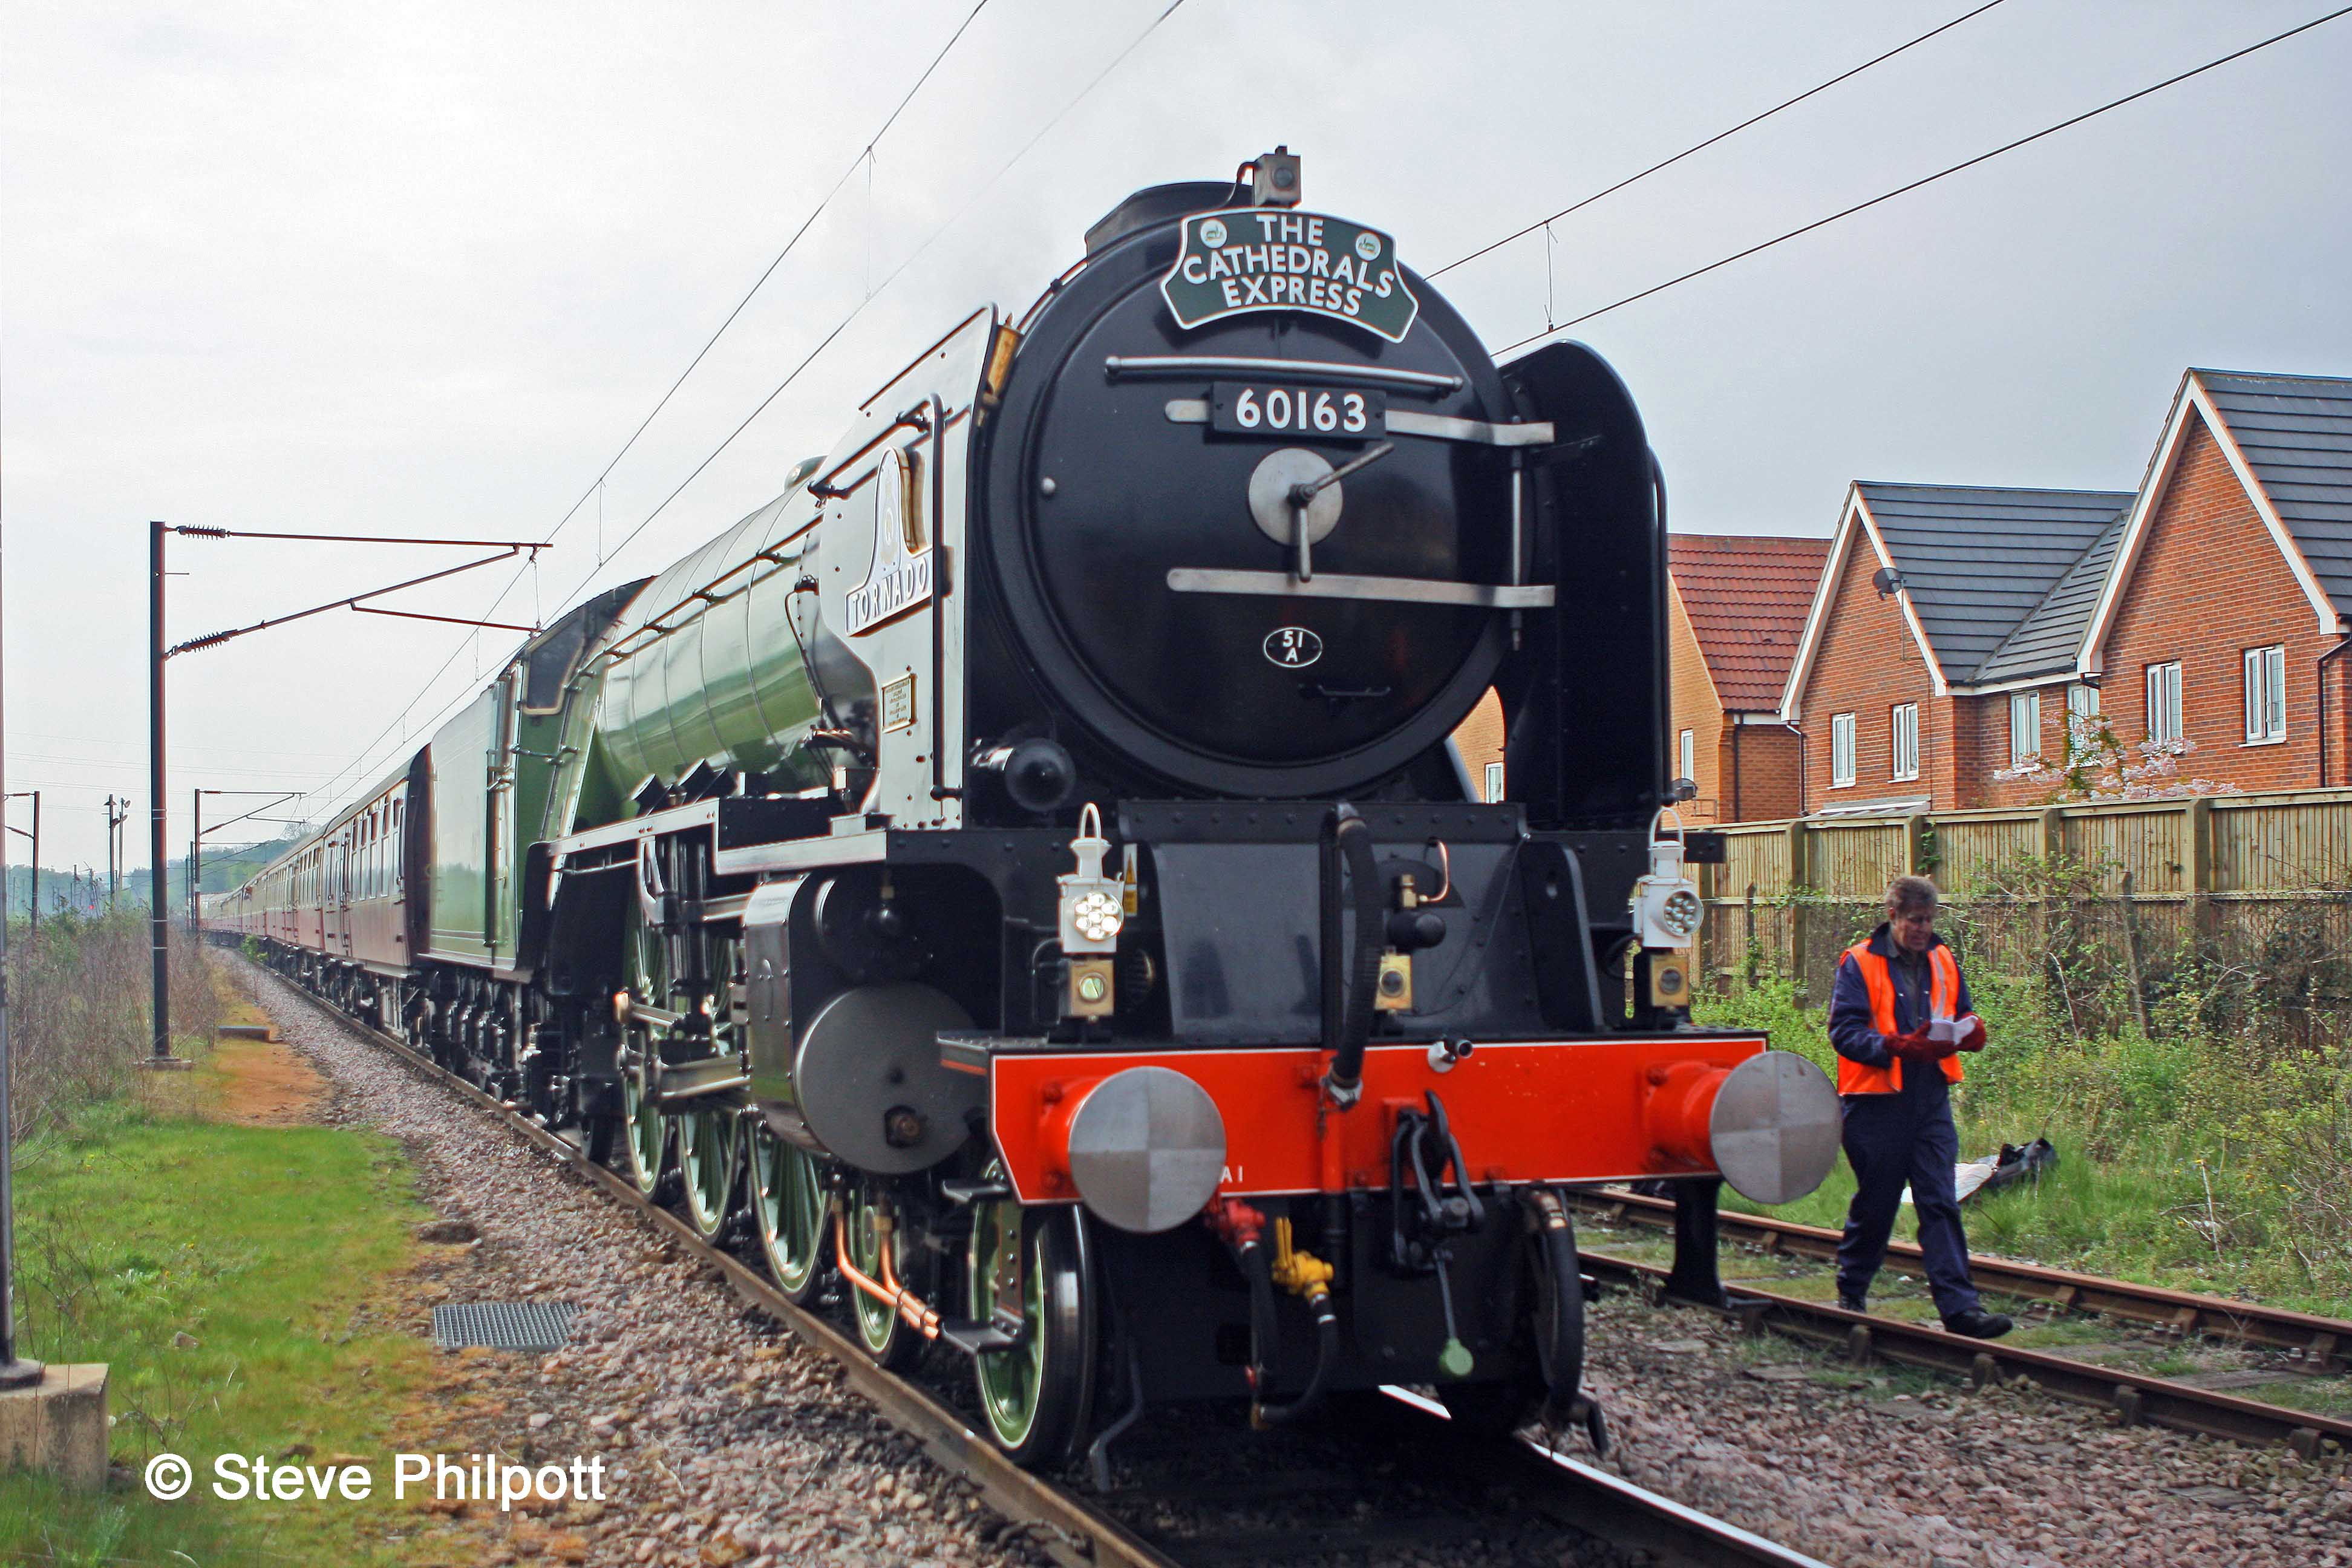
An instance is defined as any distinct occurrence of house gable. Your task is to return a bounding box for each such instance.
[2082,373,2344,675]
[1780,489,1949,717]
[1791,509,1945,809]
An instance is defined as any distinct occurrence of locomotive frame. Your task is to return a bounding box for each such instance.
[209,151,1840,1473]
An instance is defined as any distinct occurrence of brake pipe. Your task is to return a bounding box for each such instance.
[1210,1200,1339,1428]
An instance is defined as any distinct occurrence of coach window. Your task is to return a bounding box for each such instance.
[1830,712,1856,788]
[391,800,405,895]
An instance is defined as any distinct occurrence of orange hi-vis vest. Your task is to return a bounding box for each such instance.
[1838,940,1965,1095]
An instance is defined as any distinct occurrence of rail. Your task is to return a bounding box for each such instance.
[1573,1189,2352,1366]
[1577,1249,2352,1457]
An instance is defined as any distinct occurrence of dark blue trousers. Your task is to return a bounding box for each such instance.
[1835,1083,1981,1319]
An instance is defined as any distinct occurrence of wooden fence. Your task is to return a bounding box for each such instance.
[1696,788,2352,1019]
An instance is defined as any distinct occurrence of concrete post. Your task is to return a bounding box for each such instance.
[0,1365,109,1489]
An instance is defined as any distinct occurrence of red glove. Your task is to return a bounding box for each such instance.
[1954,1014,1987,1053]
[1886,1027,1946,1062]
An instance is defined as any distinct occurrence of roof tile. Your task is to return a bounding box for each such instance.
[1855,482,2131,683]
[1669,534,1831,711]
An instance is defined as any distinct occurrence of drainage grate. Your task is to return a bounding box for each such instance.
[432,1301,578,1352]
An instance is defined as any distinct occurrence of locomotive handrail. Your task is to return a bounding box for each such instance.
[1165,568,1554,609]
[1161,397,1555,448]
[1103,354,1464,394]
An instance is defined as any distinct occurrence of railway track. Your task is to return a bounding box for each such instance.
[1575,1189,2352,1365]
[1573,1209,2352,1457]
[255,965,1828,1568]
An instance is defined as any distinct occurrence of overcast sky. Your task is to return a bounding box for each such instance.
[4,0,2348,869]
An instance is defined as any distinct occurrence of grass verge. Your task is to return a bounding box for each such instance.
[2,1079,438,1564]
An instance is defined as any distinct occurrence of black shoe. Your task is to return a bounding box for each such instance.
[1942,1308,2013,1339]
[1838,1295,1867,1314]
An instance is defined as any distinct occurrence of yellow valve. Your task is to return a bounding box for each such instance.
[1270,1217,1334,1299]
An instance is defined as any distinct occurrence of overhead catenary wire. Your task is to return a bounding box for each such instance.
[287,0,1000,822]
[528,0,996,582]
[293,0,1190,829]
[1497,3,2352,355]
[1429,0,2011,280]
[569,0,1191,595]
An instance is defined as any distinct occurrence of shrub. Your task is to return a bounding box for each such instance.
[4,912,223,1143]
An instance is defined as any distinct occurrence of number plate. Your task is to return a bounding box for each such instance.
[1210,382,1387,440]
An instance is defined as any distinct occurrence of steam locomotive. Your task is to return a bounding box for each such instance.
[209,151,1840,1471]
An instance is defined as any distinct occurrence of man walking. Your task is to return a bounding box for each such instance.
[1826,875,2012,1338]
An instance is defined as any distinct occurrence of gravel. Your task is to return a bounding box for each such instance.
[1572,1296,2352,1567]
[245,964,1044,1568]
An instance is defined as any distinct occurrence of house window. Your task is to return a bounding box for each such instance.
[2244,644,2286,743]
[2146,661,2183,744]
[1890,704,1918,782]
[1677,728,1696,784]
[2010,690,2042,768]
[2065,682,2100,757]
[1483,761,1504,803]
[1831,713,1856,788]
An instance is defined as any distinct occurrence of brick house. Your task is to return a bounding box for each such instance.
[1778,483,2128,813]
[1666,535,1827,822]
[2077,370,2352,791]
[1776,367,2352,814]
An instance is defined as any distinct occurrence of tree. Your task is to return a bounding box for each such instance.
[1994,712,2238,803]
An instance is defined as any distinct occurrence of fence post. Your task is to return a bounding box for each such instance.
[1742,881,1757,988]
[2035,808,2065,959]
[2186,796,2215,948]
[2039,807,2065,859]
[1784,819,1810,1000]
[1903,814,1928,877]
[2120,867,2152,1034]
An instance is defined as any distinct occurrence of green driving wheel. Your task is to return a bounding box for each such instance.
[619,1042,669,1197]
[970,1195,1094,1466]
[678,1105,739,1239]
[751,1125,830,1304]
[847,1184,921,1371]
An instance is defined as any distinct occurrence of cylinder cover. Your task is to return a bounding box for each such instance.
[791,982,977,1174]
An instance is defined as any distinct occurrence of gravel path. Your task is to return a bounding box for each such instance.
[246,964,1044,1568]
[245,961,2352,1567]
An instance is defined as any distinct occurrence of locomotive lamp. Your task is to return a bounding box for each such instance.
[1059,803,1121,1019]
[1630,808,1702,949]
[1631,809,1702,1010]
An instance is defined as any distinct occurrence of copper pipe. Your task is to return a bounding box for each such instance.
[830,1205,941,1339]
